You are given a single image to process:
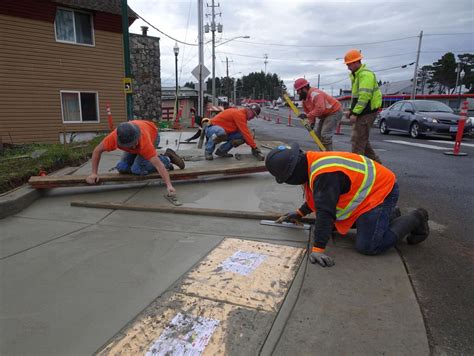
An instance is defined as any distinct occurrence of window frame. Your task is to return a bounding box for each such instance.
[60,90,100,124]
[54,7,95,47]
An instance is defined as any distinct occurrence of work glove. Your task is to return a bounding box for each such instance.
[251,147,265,161]
[275,211,303,225]
[298,113,307,120]
[309,251,335,267]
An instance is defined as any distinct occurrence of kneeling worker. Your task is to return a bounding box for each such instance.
[86,120,185,195]
[204,103,264,161]
[265,143,429,267]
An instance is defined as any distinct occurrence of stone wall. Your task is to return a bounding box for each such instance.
[130,33,161,121]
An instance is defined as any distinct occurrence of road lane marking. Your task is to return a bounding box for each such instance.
[384,140,447,150]
[428,140,474,148]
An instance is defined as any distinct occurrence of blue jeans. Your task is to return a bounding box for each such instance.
[204,125,244,154]
[115,134,172,175]
[354,182,399,255]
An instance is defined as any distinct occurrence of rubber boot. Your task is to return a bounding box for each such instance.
[164,148,185,169]
[390,208,429,244]
[215,148,233,158]
[231,138,245,147]
[211,133,228,144]
[407,208,429,245]
[390,206,401,222]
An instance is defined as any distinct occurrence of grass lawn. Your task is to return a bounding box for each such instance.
[0,136,104,194]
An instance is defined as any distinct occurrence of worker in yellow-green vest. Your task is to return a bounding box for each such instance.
[344,49,382,164]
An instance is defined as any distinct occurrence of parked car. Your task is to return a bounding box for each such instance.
[377,100,472,139]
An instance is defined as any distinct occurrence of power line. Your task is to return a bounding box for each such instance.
[135,13,198,46]
[230,35,418,48]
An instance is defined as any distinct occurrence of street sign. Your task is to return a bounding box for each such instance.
[192,64,210,81]
[123,78,132,93]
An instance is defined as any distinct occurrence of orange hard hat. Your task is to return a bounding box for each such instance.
[344,49,363,64]
[294,78,310,91]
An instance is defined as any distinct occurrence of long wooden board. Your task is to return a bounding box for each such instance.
[29,161,267,189]
[70,200,315,224]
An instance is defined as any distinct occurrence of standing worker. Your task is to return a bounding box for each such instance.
[86,121,185,195]
[344,49,382,163]
[265,143,429,267]
[203,103,264,161]
[294,78,343,151]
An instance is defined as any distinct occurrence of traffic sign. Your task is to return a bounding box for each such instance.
[192,64,210,81]
[123,78,132,93]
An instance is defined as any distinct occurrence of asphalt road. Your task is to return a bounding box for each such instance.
[251,108,474,355]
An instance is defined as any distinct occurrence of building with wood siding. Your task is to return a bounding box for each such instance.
[0,0,137,144]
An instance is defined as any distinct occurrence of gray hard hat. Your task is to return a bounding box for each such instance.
[265,142,300,183]
[249,103,261,117]
[117,122,140,147]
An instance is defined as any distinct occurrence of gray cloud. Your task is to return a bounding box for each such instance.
[129,0,473,93]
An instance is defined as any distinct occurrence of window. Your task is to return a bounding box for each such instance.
[390,102,403,111]
[401,103,414,112]
[61,91,99,123]
[55,8,94,45]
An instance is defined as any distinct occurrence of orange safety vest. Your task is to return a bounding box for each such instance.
[304,151,395,235]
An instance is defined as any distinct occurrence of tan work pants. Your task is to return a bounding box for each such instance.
[351,111,382,164]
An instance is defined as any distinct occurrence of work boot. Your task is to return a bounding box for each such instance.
[204,151,214,160]
[390,208,430,244]
[164,148,185,169]
[407,208,429,245]
[211,133,228,144]
[215,148,233,158]
[231,138,245,147]
[390,206,401,222]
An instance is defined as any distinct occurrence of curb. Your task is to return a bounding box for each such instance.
[0,166,80,220]
[0,185,43,219]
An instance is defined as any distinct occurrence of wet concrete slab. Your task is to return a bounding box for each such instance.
[0,224,223,356]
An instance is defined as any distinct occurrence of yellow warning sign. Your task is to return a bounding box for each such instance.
[123,77,132,93]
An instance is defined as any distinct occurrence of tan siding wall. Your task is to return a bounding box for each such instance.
[0,14,127,144]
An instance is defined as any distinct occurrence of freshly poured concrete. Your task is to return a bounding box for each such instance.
[0,131,429,355]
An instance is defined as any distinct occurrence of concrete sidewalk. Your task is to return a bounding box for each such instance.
[0,131,429,355]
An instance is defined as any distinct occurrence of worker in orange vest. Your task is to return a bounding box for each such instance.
[204,103,264,161]
[294,78,343,151]
[86,121,185,195]
[265,143,429,267]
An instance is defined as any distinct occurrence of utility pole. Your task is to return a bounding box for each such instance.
[207,0,222,106]
[222,57,233,101]
[411,30,423,99]
[264,54,268,74]
[317,74,320,89]
[197,0,204,116]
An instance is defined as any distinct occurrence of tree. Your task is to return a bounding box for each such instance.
[183,81,195,89]
[426,52,457,94]
[458,53,474,94]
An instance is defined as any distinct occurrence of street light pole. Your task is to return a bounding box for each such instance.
[173,42,179,121]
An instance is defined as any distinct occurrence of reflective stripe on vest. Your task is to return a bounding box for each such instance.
[309,155,376,220]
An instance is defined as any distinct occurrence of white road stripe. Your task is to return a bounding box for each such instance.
[384,140,447,150]
[428,140,474,148]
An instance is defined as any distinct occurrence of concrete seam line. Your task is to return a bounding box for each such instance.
[0,224,92,261]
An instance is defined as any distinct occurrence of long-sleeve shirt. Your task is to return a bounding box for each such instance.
[302,87,342,123]
[209,108,257,148]
[299,172,351,250]
[102,120,158,160]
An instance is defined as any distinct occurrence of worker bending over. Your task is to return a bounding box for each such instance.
[294,78,343,151]
[86,120,185,195]
[265,143,429,267]
[204,103,264,161]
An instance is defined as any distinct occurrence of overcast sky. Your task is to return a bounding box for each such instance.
[128,0,474,95]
